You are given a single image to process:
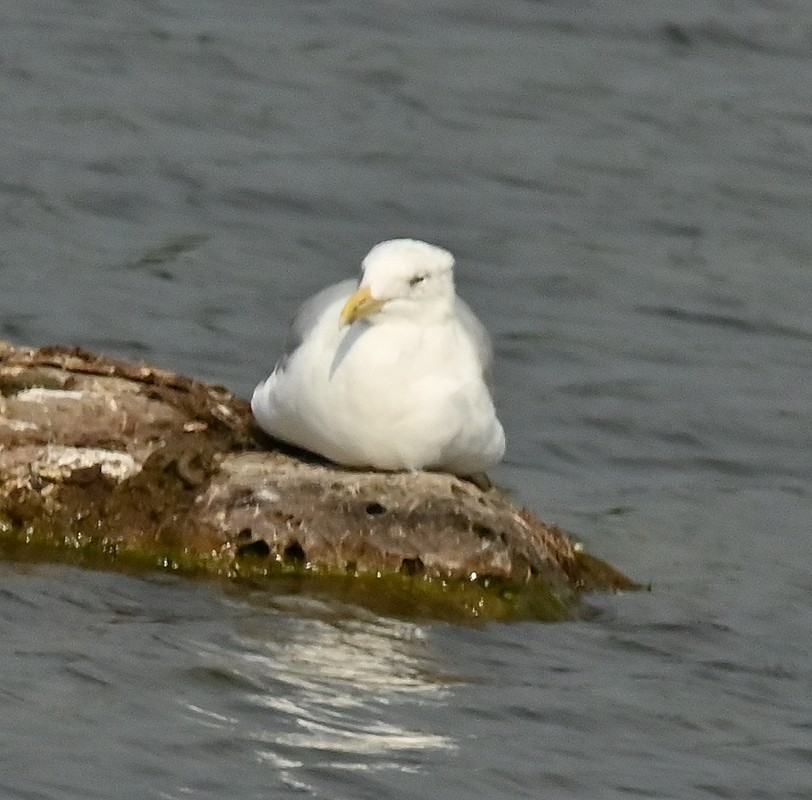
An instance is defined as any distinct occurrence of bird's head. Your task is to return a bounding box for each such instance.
[339,239,456,326]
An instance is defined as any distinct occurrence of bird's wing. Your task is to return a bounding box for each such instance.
[276,278,358,372]
[454,296,494,379]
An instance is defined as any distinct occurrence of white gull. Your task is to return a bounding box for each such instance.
[251,239,505,477]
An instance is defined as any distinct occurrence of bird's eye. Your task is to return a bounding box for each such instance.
[409,274,426,287]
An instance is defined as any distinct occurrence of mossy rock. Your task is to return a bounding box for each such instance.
[0,341,636,621]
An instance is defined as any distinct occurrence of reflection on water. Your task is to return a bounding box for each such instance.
[1,567,457,800]
[189,596,456,793]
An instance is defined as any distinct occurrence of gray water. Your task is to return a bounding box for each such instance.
[1,1,811,797]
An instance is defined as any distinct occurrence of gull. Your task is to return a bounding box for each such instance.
[251,239,505,477]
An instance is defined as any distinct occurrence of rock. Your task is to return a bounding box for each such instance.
[0,341,636,621]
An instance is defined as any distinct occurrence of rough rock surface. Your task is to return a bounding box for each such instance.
[0,341,635,620]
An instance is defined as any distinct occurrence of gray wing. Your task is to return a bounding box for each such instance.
[454,296,494,381]
[276,278,357,372]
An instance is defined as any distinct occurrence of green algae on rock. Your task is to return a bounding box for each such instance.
[0,341,635,621]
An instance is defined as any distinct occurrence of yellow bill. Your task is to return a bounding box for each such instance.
[339,286,386,326]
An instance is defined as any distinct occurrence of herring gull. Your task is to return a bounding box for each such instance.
[251,239,505,476]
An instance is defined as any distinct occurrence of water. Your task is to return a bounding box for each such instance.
[1,0,811,797]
